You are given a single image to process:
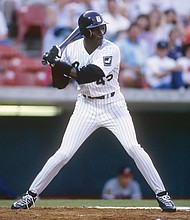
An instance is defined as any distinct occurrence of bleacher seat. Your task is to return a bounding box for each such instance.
[16,4,47,43]
[8,56,51,86]
[0,39,52,86]
[0,44,21,59]
[0,51,51,86]
[9,56,46,72]
[0,70,17,86]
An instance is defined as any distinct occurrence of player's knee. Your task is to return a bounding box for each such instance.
[125,144,143,158]
[54,151,71,166]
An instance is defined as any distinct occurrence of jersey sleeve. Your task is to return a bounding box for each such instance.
[92,44,121,76]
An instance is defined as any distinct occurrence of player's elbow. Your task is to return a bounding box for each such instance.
[51,66,70,89]
[53,81,69,89]
[76,64,105,84]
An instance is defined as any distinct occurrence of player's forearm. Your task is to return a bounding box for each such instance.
[54,60,105,84]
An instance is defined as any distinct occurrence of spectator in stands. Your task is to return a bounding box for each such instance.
[156,8,183,42]
[75,0,106,13]
[116,0,130,20]
[148,8,162,41]
[117,22,149,88]
[64,0,106,30]
[102,166,142,200]
[42,0,75,55]
[182,16,190,45]
[177,43,190,88]
[0,0,22,37]
[103,0,130,42]
[167,27,183,60]
[136,13,156,56]
[0,9,11,44]
[158,0,190,23]
[144,40,184,89]
[122,0,156,21]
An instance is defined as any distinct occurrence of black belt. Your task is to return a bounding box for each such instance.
[83,92,115,99]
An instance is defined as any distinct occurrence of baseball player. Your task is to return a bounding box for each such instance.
[11,10,176,212]
[102,166,142,200]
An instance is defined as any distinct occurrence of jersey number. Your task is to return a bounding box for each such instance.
[96,74,113,85]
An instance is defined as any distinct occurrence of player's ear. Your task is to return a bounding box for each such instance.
[82,29,92,38]
[88,29,93,38]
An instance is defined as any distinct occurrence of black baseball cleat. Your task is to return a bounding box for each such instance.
[11,191,37,209]
[156,191,176,212]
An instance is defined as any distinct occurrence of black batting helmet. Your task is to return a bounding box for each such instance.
[78,10,107,38]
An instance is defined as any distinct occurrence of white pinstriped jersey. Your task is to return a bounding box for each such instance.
[61,38,121,97]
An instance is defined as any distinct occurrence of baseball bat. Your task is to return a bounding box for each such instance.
[42,26,81,65]
[58,26,80,49]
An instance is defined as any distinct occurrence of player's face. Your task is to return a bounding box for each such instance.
[157,47,168,58]
[119,175,132,188]
[90,25,106,45]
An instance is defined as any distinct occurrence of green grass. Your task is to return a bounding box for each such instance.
[0,199,189,208]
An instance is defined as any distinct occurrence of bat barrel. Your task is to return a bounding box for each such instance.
[59,26,80,49]
[41,26,81,65]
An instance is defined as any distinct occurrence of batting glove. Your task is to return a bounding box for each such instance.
[42,45,62,67]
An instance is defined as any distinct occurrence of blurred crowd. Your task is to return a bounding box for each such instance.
[1,0,190,89]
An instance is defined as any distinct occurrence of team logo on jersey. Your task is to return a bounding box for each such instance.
[103,56,112,66]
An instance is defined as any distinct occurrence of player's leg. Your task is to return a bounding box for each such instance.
[11,100,98,209]
[104,102,165,193]
[103,101,176,211]
[28,102,98,195]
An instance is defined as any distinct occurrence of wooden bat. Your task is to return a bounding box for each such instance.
[58,26,80,49]
[42,26,80,65]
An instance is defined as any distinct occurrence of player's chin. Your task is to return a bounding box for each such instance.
[97,37,103,45]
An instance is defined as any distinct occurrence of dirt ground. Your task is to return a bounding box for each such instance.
[0,207,189,220]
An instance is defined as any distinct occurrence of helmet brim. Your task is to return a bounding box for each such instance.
[86,21,108,29]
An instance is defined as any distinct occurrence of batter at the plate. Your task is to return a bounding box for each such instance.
[11,10,176,212]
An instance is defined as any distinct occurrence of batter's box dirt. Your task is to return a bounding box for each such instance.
[0,207,189,220]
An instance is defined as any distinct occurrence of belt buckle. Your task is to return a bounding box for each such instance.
[83,92,115,99]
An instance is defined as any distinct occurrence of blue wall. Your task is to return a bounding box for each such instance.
[0,109,190,199]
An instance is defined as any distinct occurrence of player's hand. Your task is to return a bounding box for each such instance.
[41,45,61,66]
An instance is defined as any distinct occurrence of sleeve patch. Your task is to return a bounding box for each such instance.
[103,56,112,66]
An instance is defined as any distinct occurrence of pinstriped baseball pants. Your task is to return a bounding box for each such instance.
[29,95,165,195]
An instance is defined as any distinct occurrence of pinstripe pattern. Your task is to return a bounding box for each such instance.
[62,38,121,97]
[29,38,166,196]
